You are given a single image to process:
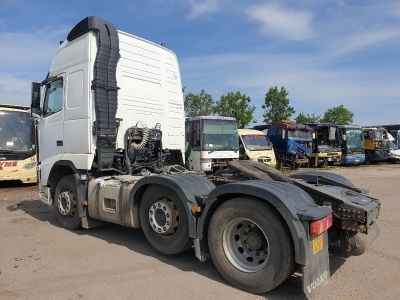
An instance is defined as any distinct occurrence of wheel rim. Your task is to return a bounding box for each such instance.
[222,218,269,272]
[148,197,179,236]
[57,190,76,216]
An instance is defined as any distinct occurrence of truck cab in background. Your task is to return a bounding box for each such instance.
[185,116,239,173]
[306,123,342,167]
[238,128,276,167]
[362,127,391,164]
[267,121,312,169]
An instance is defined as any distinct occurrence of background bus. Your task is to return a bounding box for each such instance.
[185,116,239,173]
[0,104,37,183]
[337,125,365,165]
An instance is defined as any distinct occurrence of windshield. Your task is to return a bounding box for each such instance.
[287,129,312,141]
[242,134,272,150]
[374,129,388,140]
[345,128,364,149]
[0,110,35,152]
[202,119,239,151]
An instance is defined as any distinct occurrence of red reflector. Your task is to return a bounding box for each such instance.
[310,214,333,235]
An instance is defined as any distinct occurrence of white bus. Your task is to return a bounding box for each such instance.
[185,116,239,173]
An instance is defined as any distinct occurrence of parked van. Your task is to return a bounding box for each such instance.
[238,129,276,167]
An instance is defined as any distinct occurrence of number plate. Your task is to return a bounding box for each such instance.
[312,234,324,255]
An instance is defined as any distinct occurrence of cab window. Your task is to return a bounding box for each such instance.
[43,78,63,117]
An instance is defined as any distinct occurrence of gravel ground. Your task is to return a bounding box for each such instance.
[0,164,399,300]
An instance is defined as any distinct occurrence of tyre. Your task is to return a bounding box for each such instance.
[54,175,82,230]
[140,185,192,255]
[208,197,295,294]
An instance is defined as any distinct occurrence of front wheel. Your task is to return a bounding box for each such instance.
[54,175,82,230]
[140,185,192,255]
[208,197,295,294]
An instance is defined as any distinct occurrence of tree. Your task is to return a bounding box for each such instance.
[321,105,354,125]
[262,86,295,123]
[184,89,215,117]
[294,112,322,124]
[213,91,256,128]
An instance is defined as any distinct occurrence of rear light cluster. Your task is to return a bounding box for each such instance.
[310,214,333,235]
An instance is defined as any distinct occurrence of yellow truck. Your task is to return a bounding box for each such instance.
[362,127,391,164]
[238,128,277,167]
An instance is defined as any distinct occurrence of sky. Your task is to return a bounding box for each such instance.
[0,0,399,126]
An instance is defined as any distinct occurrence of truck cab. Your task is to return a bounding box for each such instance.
[267,121,312,169]
[362,127,391,164]
[306,123,342,167]
[238,128,276,167]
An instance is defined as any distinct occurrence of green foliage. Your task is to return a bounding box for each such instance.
[295,112,321,124]
[321,105,354,125]
[213,91,256,128]
[262,86,295,123]
[184,89,215,117]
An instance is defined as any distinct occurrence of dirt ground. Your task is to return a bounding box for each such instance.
[1,164,399,300]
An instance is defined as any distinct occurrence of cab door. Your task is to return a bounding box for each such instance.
[37,76,65,186]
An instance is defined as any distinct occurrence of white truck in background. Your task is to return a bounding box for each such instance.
[30,16,381,298]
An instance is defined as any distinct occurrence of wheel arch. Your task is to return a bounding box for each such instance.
[289,171,355,188]
[129,174,215,238]
[48,160,81,197]
[197,180,332,265]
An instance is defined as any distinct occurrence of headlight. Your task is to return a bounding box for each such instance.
[23,162,37,170]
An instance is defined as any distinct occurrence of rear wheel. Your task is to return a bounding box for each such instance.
[54,175,82,230]
[140,185,192,254]
[208,197,295,294]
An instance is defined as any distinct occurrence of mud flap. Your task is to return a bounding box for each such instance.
[302,231,330,298]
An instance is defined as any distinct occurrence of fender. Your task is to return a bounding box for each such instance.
[130,173,215,237]
[290,171,369,195]
[290,171,355,188]
[47,160,80,189]
[197,180,331,265]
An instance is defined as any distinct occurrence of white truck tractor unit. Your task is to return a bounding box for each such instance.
[30,16,381,298]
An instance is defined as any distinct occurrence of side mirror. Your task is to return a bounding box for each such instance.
[31,82,42,118]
